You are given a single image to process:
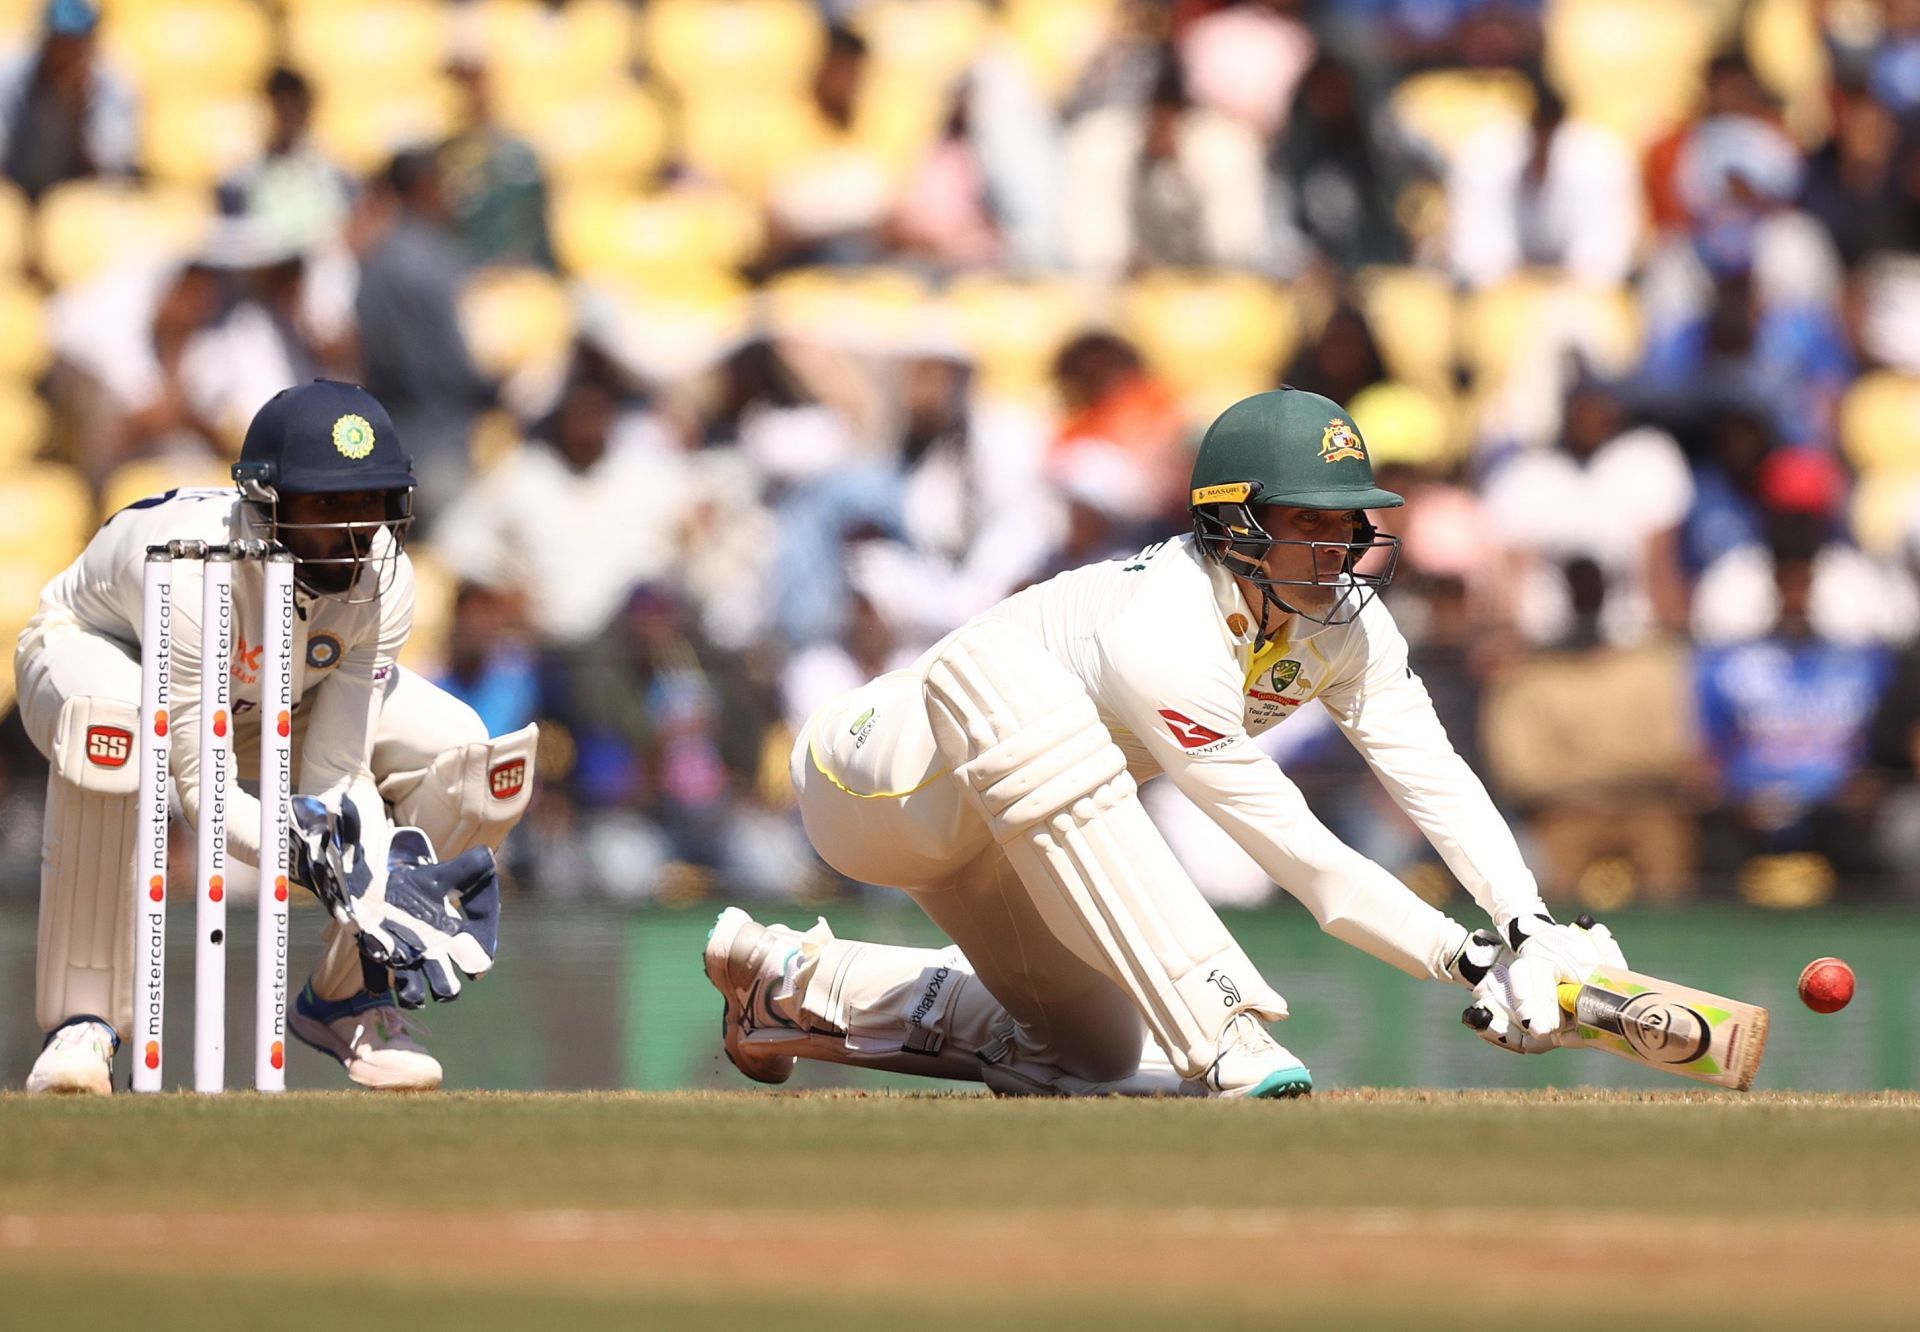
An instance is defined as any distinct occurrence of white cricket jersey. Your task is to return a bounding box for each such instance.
[26,486,413,867]
[988,534,1544,979]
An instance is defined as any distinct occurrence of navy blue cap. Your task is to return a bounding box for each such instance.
[44,0,98,36]
[234,380,414,495]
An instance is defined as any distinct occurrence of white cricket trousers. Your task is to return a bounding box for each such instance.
[790,667,1161,1089]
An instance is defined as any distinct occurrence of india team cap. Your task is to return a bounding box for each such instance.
[234,379,415,495]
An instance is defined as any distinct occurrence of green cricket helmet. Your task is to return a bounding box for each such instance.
[1189,388,1404,629]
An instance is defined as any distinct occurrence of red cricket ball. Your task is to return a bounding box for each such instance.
[1797,957,1855,1014]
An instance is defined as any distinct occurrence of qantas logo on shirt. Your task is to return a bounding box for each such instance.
[1158,709,1227,750]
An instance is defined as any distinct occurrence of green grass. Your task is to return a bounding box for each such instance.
[3,1088,1916,1215]
[2,1090,1916,1329]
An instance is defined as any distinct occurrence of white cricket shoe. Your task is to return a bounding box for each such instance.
[703,907,809,1085]
[290,984,442,1091]
[25,1017,118,1094]
[1199,1013,1313,1099]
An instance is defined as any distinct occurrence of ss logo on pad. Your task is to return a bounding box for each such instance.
[86,725,133,768]
[489,759,526,800]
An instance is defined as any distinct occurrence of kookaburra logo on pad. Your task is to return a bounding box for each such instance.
[1205,969,1242,1007]
[1319,419,1365,463]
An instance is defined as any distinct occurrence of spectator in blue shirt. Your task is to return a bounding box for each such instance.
[1695,524,1895,881]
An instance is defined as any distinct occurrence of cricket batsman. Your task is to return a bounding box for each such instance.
[16,380,537,1094]
[705,388,1626,1096]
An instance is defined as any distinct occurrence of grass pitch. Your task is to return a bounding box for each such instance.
[3,1089,1917,1330]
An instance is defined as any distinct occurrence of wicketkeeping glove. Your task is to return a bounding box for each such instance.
[289,796,502,1008]
[374,828,501,1008]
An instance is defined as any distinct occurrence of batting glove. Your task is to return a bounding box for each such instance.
[1505,910,1628,1036]
[1448,928,1561,1055]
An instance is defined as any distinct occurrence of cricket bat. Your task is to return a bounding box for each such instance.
[1556,966,1769,1092]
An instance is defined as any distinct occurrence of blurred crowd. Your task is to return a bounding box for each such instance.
[3,0,1920,913]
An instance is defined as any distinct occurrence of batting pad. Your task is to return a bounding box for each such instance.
[37,696,141,1034]
[380,723,539,858]
[923,620,1285,1080]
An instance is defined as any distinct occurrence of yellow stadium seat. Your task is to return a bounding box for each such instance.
[142,92,269,188]
[1850,468,1920,558]
[99,455,233,519]
[1121,270,1297,403]
[457,0,635,105]
[1388,68,1535,167]
[852,73,950,177]
[551,185,765,279]
[287,1,454,98]
[1839,371,1920,476]
[677,90,821,197]
[0,379,49,466]
[398,544,457,674]
[33,182,211,289]
[638,0,824,99]
[0,278,48,379]
[763,266,930,350]
[0,177,29,273]
[1459,274,1641,385]
[855,0,992,91]
[947,273,1102,397]
[0,461,92,563]
[497,83,667,187]
[0,0,35,45]
[1002,0,1119,103]
[460,267,576,379]
[1355,265,1458,394]
[1544,0,1715,146]
[101,0,273,98]
[1746,0,1833,142]
[1347,381,1457,468]
[581,270,754,381]
[312,82,458,176]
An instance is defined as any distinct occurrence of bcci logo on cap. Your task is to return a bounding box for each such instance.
[332,413,375,460]
[85,724,133,768]
[489,758,526,800]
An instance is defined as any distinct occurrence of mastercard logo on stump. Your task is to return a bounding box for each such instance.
[277,710,291,738]
[213,710,228,738]
[208,875,224,903]
[274,874,288,902]
[144,1041,160,1070]
[149,875,164,902]
[270,1041,285,1070]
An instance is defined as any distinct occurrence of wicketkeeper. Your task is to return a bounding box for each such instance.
[16,380,537,1094]
[705,388,1625,1096]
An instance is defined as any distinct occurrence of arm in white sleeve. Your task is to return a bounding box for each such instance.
[1318,602,1545,934]
[1095,625,1469,980]
[296,562,415,866]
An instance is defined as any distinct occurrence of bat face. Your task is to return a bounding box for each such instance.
[1560,967,1769,1091]
[1592,992,1714,1066]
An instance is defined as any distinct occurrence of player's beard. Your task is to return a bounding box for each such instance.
[295,550,358,596]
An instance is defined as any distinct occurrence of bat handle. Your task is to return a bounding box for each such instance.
[1556,982,1583,1015]
[1574,913,1596,930]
